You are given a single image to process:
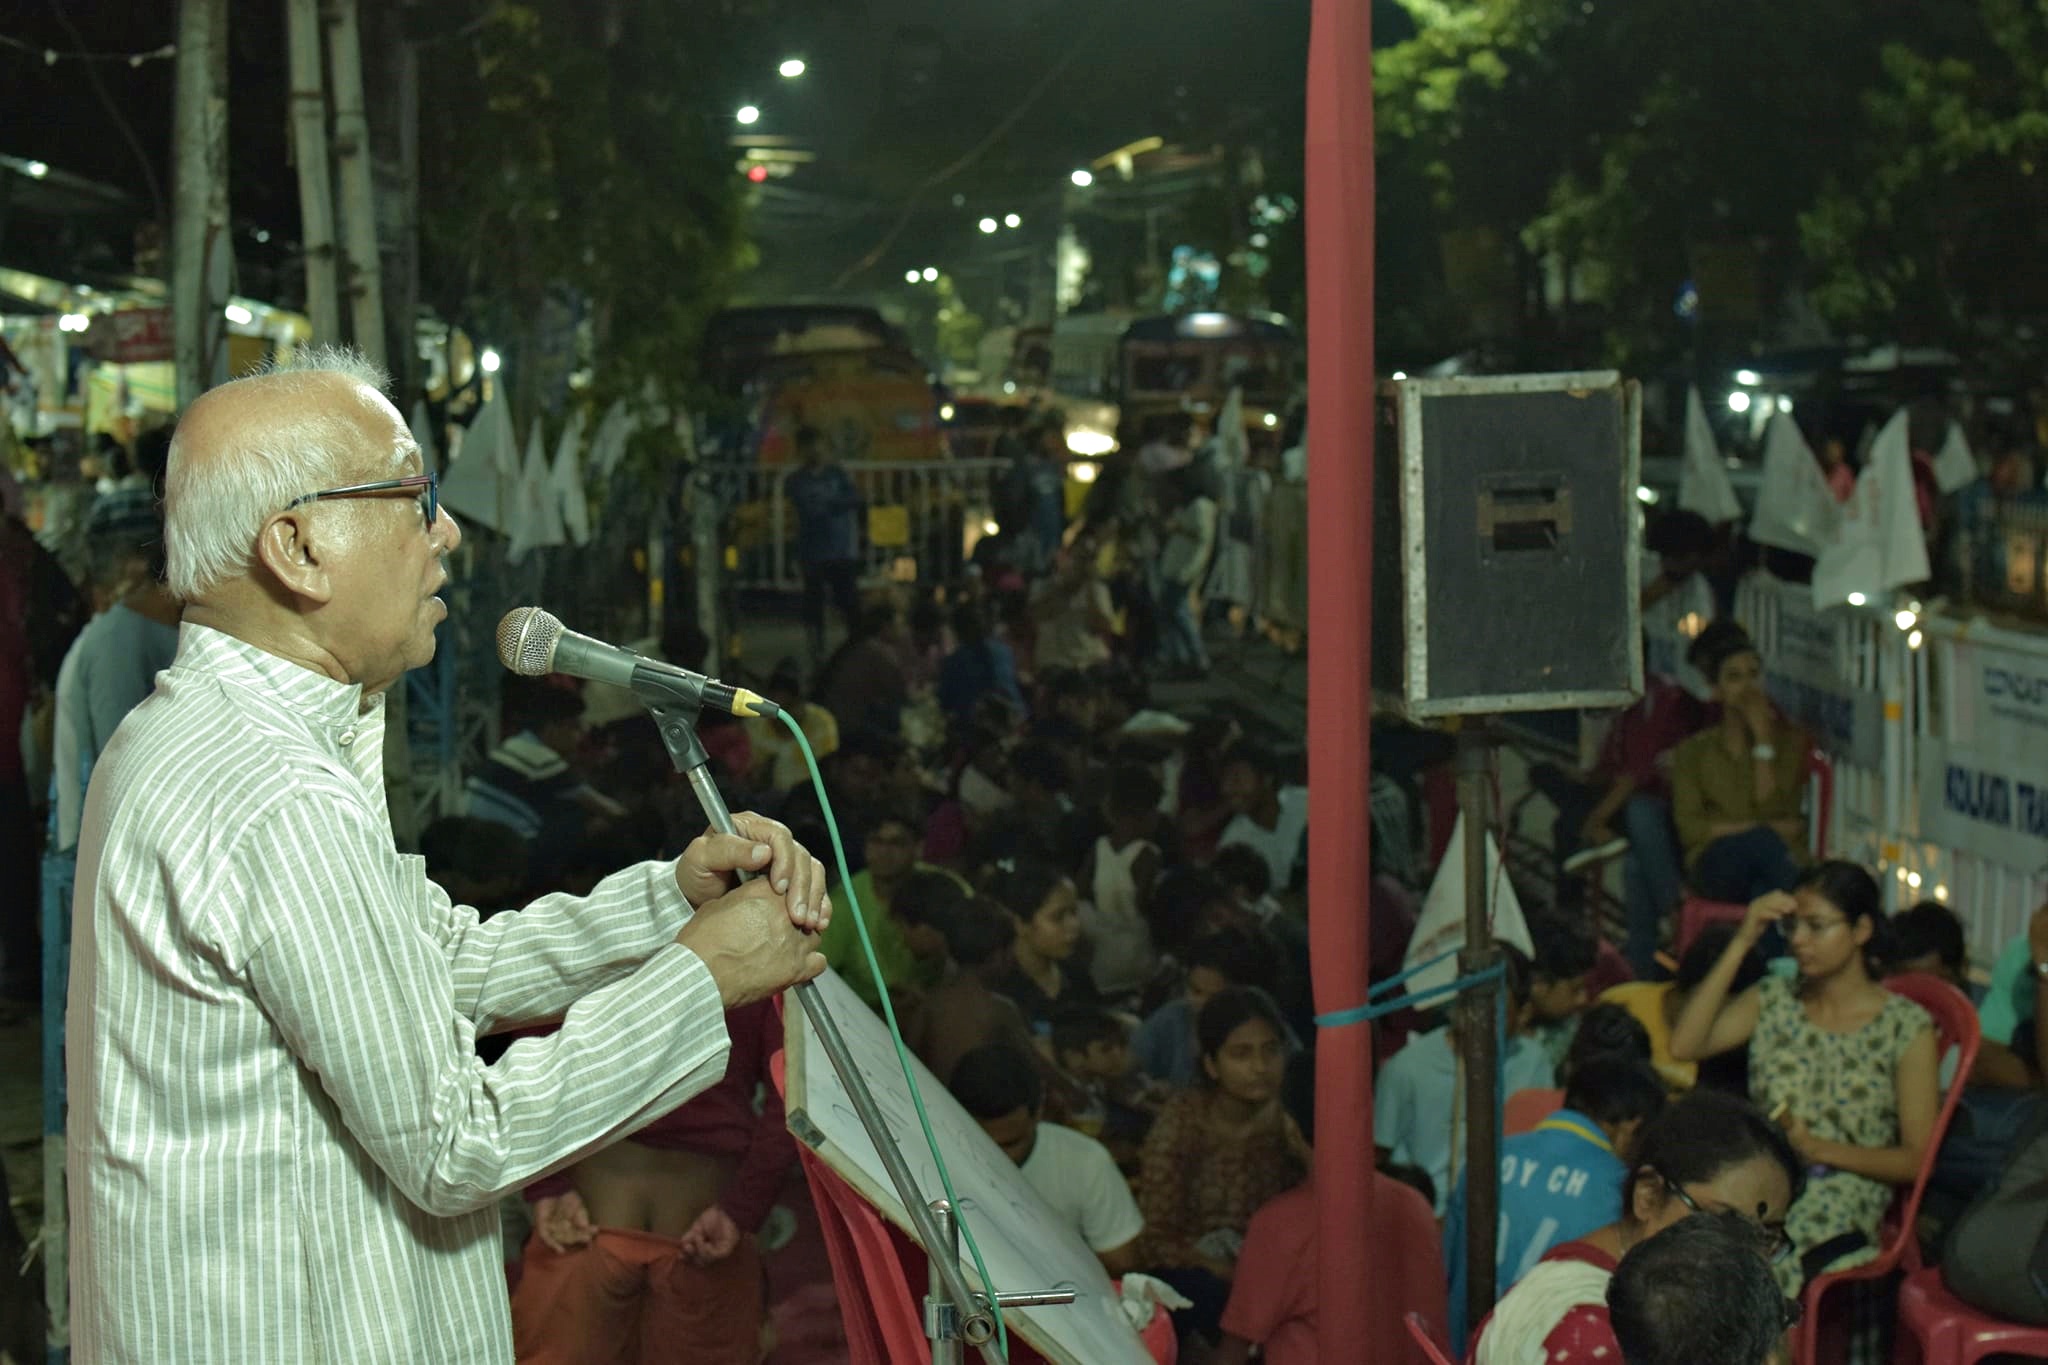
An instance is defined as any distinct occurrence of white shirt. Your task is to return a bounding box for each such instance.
[1219,784,1310,891]
[1020,1121,1145,1255]
[68,624,732,1363]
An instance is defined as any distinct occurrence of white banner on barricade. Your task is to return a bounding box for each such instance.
[1943,635,2048,759]
[1918,737,2048,874]
[1742,574,1884,769]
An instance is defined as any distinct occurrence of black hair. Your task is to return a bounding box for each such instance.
[927,895,1016,969]
[1892,899,1966,976]
[1527,909,1599,983]
[1218,741,1280,780]
[949,1043,1043,1118]
[1622,1091,1806,1222]
[1282,1047,1315,1139]
[980,857,1069,924]
[837,729,909,770]
[1564,1057,1668,1135]
[1608,1210,1788,1365]
[1496,941,1534,1014]
[1185,928,1280,996]
[1145,865,1236,956]
[1105,762,1165,821]
[1645,507,1715,560]
[1194,986,1286,1083]
[662,619,711,672]
[1050,1006,1126,1060]
[852,600,900,641]
[1685,621,1758,684]
[1676,924,1769,993]
[859,805,921,842]
[950,599,990,647]
[1005,741,1066,794]
[1210,843,1273,900]
[1795,859,1893,974]
[893,869,969,928]
[1564,1003,1654,1079]
[502,675,585,731]
[794,424,824,455]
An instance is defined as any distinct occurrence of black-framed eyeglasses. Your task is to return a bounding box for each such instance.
[285,471,439,529]
[1662,1174,1793,1262]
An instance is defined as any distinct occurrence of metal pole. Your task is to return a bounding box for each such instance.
[926,1199,965,1365]
[675,758,1001,1360]
[1456,720,1501,1324]
[323,0,387,366]
[171,0,230,407]
[282,0,341,342]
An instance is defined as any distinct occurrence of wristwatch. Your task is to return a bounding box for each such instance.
[1751,743,1777,761]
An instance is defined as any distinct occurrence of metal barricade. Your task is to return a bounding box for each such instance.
[723,458,1009,591]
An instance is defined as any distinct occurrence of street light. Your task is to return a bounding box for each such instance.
[480,347,503,374]
[1070,169,1093,187]
[24,160,48,179]
[978,217,998,234]
[905,269,921,284]
[921,267,938,282]
[736,105,760,125]
[778,58,806,78]
[1003,213,1021,229]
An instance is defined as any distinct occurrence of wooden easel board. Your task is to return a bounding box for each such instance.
[784,968,1154,1365]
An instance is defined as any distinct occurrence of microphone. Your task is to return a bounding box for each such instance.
[496,607,779,719]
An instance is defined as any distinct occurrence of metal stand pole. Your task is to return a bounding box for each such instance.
[649,706,1003,1361]
[1455,720,1501,1326]
[924,1200,1076,1364]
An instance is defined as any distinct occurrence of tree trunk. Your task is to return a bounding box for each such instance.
[284,0,342,343]
[325,0,388,368]
[172,0,231,407]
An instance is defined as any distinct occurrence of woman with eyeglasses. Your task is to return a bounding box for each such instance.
[1471,1090,1802,1364]
[1669,859,1940,1296]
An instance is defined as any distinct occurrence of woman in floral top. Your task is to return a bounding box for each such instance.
[1671,860,1940,1294]
[1135,986,1305,1346]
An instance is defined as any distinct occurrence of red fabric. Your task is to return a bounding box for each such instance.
[527,1001,793,1231]
[1305,4,1379,1363]
[1220,1176,1446,1365]
[1593,675,1703,797]
[1302,10,1384,1365]
[1469,1241,1621,1363]
[1587,939,1635,995]
[511,1226,763,1365]
[1503,1089,1564,1137]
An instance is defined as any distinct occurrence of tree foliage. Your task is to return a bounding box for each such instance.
[418,1,754,429]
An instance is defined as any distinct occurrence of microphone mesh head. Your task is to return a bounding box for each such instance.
[497,607,563,676]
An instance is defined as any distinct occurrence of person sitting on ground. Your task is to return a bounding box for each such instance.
[1079,763,1166,1000]
[1525,909,1600,1073]
[1211,1050,1447,1365]
[464,676,629,885]
[745,657,839,796]
[1052,1005,1167,1156]
[949,1042,1145,1276]
[1443,1057,1669,1342]
[1606,1210,1795,1365]
[972,738,1078,869]
[1892,898,1975,996]
[1600,925,1768,1093]
[1133,987,1307,1350]
[1670,861,1938,1296]
[1504,1001,1654,1137]
[815,808,964,1012]
[1215,743,1309,894]
[815,600,910,740]
[1471,1090,1802,1365]
[1032,536,1119,673]
[1375,944,1558,1214]
[512,998,795,1365]
[900,890,1052,1095]
[1669,622,1813,907]
[418,816,531,920]
[1133,928,1288,1088]
[936,597,1024,723]
[988,857,1098,1041]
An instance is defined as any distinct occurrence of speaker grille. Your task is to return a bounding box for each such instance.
[496,607,562,677]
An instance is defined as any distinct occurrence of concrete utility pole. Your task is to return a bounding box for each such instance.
[284,0,342,342]
[171,0,231,407]
[324,0,388,367]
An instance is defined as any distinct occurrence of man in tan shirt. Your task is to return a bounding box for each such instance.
[1669,621,1811,904]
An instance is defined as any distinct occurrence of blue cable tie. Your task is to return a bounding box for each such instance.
[1314,960,1505,1031]
[1366,945,1462,1003]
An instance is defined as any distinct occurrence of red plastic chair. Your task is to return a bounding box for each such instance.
[1789,973,1981,1365]
[1894,1263,2048,1365]
[1405,1311,1460,1365]
[1674,749,1838,959]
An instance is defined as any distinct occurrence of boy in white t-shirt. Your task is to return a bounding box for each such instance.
[949,1043,1144,1275]
[1217,744,1308,893]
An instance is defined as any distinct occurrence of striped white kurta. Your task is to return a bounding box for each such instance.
[67,624,732,1363]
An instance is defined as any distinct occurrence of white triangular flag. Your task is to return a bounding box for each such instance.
[551,407,591,547]
[439,390,515,534]
[1398,813,1533,999]
[1213,386,1248,470]
[587,400,637,479]
[1813,409,1929,607]
[1680,386,1743,524]
[508,422,565,563]
[1934,421,1977,494]
[1749,412,1841,556]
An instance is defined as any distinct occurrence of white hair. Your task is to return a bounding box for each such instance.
[163,346,397,601]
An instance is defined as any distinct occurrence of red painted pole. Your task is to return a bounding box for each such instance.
[1305,1,1376,1361]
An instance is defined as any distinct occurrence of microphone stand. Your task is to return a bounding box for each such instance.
[645,702,1013,1363]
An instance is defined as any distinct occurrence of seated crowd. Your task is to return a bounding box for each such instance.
[420,556,2045,1365]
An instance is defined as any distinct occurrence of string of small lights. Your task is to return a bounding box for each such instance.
[0,33,176,67]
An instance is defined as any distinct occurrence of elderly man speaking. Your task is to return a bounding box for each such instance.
[66,349,829,1363]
